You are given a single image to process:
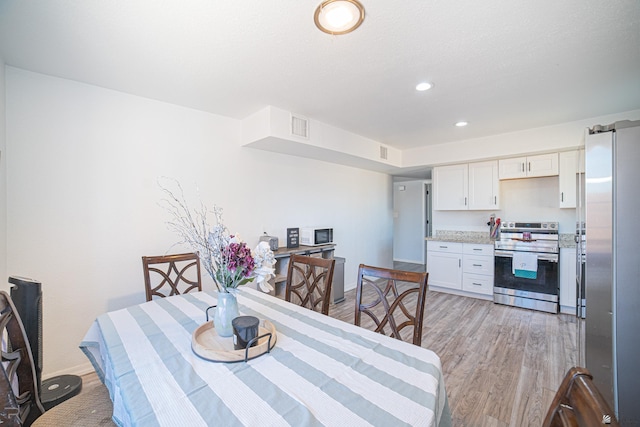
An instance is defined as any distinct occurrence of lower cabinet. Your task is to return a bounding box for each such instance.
[462,244,494,296]
[427,241,494,297]
[559,247,577,314]
[426,242,463,290]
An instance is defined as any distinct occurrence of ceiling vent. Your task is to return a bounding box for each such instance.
[290,114,309,139]
[379,145,388,160]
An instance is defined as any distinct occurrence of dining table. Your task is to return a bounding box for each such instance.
[80,287,452,427]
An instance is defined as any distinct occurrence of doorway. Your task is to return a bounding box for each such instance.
[392,180,432,268]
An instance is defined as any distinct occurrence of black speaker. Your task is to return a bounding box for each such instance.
[9,276,43,389]
[9,276,82,410]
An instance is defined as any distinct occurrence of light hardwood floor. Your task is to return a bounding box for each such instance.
[81,263,579,426]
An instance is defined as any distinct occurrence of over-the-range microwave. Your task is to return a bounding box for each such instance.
[300,227,333,246]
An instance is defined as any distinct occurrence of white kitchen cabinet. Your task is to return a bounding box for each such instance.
[434,161,499,210]
[560,247,577,314]
[427,241,493,297]
[433,164,468,210]
[499,153,559,179]
[559,150,578,208]
[462,243,494,296]
[426,241,462,290]
[468,161,500,210]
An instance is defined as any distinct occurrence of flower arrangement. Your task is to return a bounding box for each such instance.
[159,179,275,293]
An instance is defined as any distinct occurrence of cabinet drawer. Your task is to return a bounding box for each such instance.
[463,243,494,256]
[427,241,463,254]
[463,255,494,275]
[462,273,493,295]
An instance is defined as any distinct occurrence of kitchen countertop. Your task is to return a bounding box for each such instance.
[559,234,577,248]
[425,231,493,245]
[426,231,578,248]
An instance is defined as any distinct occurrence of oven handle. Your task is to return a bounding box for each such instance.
[494,250,558,262]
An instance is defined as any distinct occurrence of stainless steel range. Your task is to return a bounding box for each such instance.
[493,221,559,313]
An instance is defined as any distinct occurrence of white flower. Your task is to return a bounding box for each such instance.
[252,241,276,292]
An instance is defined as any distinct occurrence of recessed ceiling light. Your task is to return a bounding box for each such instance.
[314,0,365,35]
[455,121,468,127]
[415,82,433,91]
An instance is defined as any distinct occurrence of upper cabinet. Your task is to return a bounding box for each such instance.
[498,153,559,180]
[468,161,500,210]
[559,150,578,208]
[433,163,468,210]
[434,161,499,210]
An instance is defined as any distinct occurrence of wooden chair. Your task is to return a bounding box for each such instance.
[285,255,336,315]
[142,252,202,301]
[0,290,45,426]
[543,367,619,427]
[355,264,428,346]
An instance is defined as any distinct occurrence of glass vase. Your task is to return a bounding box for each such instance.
[214,291,239,337]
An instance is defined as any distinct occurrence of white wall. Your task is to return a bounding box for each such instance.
[0,61,6,286]
[5,67,393,376]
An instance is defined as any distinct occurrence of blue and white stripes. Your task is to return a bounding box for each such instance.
[81,288,452,427]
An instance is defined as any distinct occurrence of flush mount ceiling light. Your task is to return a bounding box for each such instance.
[314,0,365,35]
[416,82,433,91]
[455,121,469,127]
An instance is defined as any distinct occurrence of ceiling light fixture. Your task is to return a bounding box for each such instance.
[455,121,468,127]
[314,0,365,35]
[416,82,433,91]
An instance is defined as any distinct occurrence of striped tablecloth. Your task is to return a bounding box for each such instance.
[81,288,452,427]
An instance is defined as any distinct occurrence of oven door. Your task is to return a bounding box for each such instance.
[494,250,559,313]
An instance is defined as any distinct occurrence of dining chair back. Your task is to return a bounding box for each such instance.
[285,255,336,315]
[543,366,619,427]
[142,252,202,301]
[355,264,428,346]
[0,290,45,426]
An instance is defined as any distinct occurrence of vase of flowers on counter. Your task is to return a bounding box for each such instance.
[160,179,275,337]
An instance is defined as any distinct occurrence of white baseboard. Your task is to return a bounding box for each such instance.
[428,285,493,301]
[393,258,424,264]
[42,361,96,381]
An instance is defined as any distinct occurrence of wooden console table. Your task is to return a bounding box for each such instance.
[266,244,336,298]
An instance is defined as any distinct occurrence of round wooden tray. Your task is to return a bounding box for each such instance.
[192,319,277,362]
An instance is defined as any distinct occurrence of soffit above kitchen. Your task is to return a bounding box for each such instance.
[0,0,639,153]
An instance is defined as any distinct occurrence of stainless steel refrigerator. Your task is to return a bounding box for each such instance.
[583,120,640,423]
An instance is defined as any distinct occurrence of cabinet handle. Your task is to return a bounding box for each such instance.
[528,162,531,172]
[472,282,482,286]
[473,248,482,251]
[561,192,564,202]
[459,259,461,267]
[439,245,448,249]
[494,196,497,204]
[521,162,525,172]
[464,197,467,206]
[473,264,482,267]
